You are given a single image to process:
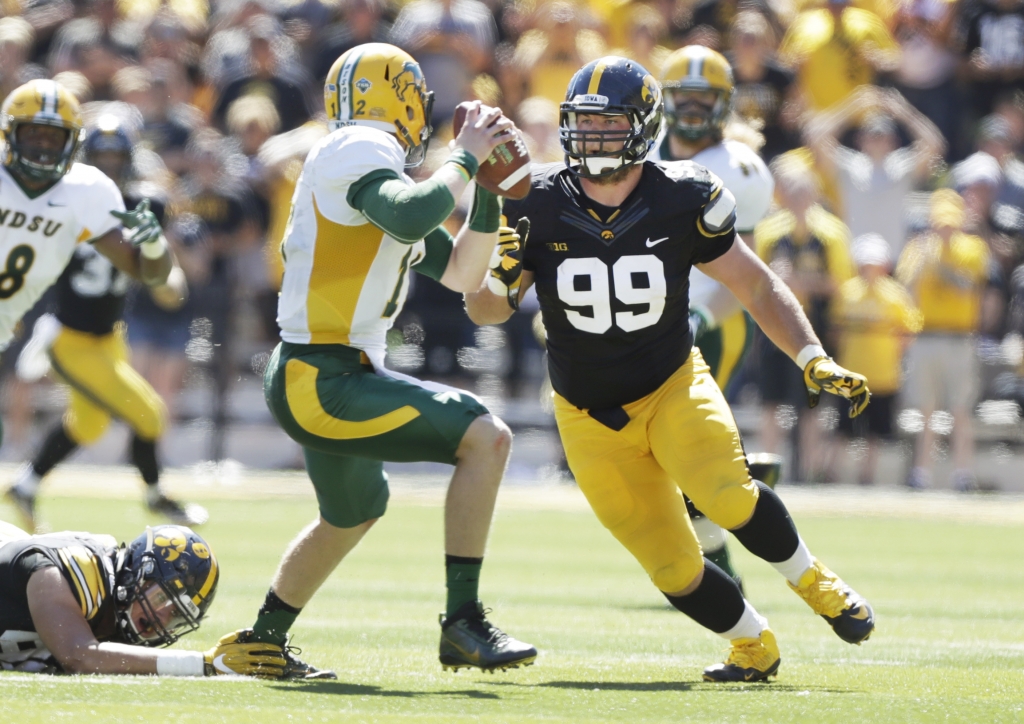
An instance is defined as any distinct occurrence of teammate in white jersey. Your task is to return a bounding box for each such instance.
[0,80,175,449]
[210,43,538,679]
[656,46,781,586]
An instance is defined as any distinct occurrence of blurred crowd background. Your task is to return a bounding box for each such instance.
[1,0,1023,489]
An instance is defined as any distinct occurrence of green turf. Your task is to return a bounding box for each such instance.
[2,494,1024,723]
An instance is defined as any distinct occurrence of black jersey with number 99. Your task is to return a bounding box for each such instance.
[503,161,737,410]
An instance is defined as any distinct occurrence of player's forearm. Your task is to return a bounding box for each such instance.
[139,238,173,287]
[440,227,498,293]
[742,266,821,361]
[353,151,480,243]
[465,282,516,325]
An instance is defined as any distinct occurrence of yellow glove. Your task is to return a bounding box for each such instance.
[204,629,287,678]
[803,356,871,418]
[486,217,529,310]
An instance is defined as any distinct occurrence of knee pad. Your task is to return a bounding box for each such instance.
[131,400,167,441]
[650,547,705,594]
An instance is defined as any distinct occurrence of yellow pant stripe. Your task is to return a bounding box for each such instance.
[285,358,421,439]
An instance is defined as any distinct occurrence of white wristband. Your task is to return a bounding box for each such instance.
[795,344,828,370]
[487,275,509,297]
[140,236,168,260]
[156,650,206,677]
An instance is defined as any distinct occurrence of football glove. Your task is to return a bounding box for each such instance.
[203,629,288,678]
[110,198,163,248]
[486,217,529,310]
[803,356,871,418]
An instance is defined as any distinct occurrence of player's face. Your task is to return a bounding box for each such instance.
[89,149,130,186]
[14,123,69,167]
[574,113,631,154]
[128,582,190,644]
[668,89,717,128]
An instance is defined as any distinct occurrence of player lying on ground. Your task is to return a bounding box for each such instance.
[0,80,180,453]
[0,519,283,676]
[466,56,874,682]
[213,43,536,679]
[5,114,206,531]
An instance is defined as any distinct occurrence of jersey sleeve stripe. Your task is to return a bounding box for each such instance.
[57,549,92,618]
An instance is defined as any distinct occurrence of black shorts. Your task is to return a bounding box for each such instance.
[757,334,807,407]
[837,393,895,439]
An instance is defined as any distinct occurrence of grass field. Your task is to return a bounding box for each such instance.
[2,477,1024,723]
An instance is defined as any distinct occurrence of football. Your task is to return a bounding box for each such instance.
[452,102,532,200]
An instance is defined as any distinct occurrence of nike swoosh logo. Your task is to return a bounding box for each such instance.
[47,200,65,207]
[645,237,668,247]
[212,655,238,675]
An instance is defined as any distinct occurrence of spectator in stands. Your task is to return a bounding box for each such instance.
[212,15,316,133]
[507,2,604,117]
[960,0,1024,118]
[112,63,197,176]
[807,84,945,256]
[170,130,263,459]
[727,11,801,162]
[128,215,210,420]
[390,0,496,124]
[312,0,392,83]
[892,0,960,159]
[779,0,900,112]
[896,189,999,490]
[516,96,561,163]
[609,4,672,79]
[755,157,856,480]
[47,0,136,100]
[831,234,922,484]
[0,17,41,101]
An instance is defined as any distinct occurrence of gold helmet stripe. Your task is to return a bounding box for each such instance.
[193,551,218,606]
[587,59,608,96]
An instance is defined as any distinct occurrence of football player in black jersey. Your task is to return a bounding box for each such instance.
[466,56,874,682]
[0,519,285,676]
[4,115,206,531]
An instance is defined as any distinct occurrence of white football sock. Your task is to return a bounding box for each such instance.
[12,465,41,496]
[771,537,815,586]
[692,516,727,554]
[720,600,768,640]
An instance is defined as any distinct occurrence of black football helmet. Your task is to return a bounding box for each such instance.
[114,525,219,647]
[559,56,663,178]
[82,114,136,189]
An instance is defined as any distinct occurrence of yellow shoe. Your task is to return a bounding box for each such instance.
[789,559,875,644]
[703,628,780,682]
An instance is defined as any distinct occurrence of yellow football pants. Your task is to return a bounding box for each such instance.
[48,326,166,445]
[554,348,757,593]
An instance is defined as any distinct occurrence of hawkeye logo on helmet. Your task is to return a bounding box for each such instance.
[572,94,609,108]
[356,78,372,94]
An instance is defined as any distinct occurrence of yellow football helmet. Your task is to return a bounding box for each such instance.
[659,46,734,142]
[324,43,434,167]
[0,79,84,182]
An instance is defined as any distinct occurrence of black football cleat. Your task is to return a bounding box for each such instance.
[281,639,337,680]
[439,600,537,673]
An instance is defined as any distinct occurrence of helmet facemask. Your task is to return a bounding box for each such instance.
[395,87,433,168]
[5,120,81,183]
[115,548,203,647]
[560,105,659,179]
[664,86,731,142]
